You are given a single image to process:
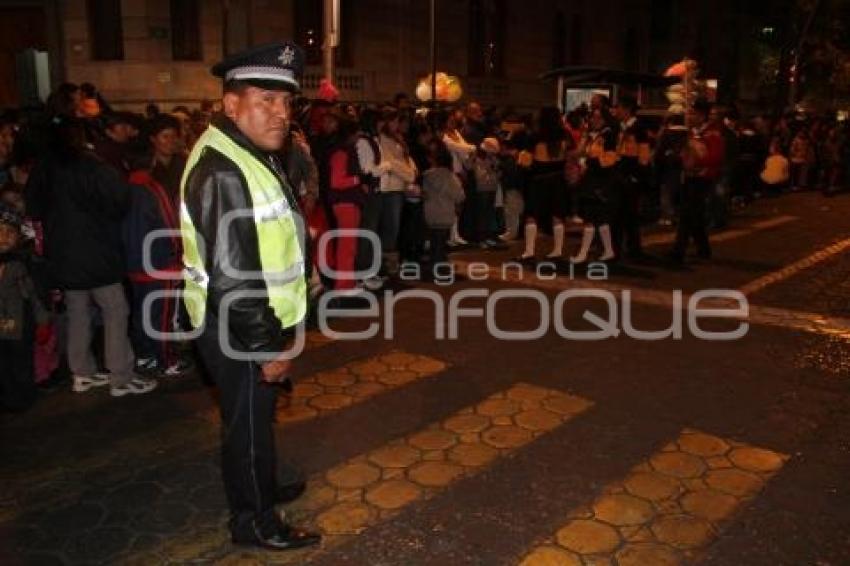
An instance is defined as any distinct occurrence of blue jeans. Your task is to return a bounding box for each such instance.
[379,192,405,253]
[356,191,382,273]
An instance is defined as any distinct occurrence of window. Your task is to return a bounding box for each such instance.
[294,0,354,68]
[468,0,506,77]
[569,14,583,65]
[552,11,566,69]
[88,0,123,60]
[223,0,250,56]
[171,0,202,61]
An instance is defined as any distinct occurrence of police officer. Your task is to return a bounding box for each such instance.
[180,42,320,551]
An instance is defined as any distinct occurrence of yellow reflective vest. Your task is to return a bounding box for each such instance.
[179,125,307,332]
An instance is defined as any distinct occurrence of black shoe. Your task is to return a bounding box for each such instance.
[233,523,321,551]
[276,480,306,504]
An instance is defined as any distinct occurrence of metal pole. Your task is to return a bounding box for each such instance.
[323,0,336,82]
[684,61,690,130]
[430,0,437,108]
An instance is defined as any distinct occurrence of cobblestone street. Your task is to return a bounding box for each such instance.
[2,191,850,565]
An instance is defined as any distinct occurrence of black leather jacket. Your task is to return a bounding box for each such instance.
[183,114,305,356]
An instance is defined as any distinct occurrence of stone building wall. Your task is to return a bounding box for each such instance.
[56,0,656,111]
[62,0,224,110]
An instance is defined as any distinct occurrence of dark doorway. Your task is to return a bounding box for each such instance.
[0,6,47,108]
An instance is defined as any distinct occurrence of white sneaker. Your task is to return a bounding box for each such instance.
[361,275,386,291]
[162,359,193,377]
[111,378,158,397]
[72,373,111,393]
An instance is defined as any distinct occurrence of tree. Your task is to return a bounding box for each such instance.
[774,0,850,111]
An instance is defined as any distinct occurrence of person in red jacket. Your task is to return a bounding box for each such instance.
[669,100,722,264]
[326,115,367,291]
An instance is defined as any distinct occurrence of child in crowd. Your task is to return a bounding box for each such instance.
[497,138,524,241]
[0,203,50,411]
[469,137,503,248]
[760,137,790,195]
[1,185,57,385]
[422,142,465,270]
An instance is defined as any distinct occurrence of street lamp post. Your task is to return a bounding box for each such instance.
[430,0,437,108]
[323,0,340,82]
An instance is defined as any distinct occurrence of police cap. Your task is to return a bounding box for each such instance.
[211,42,304,92]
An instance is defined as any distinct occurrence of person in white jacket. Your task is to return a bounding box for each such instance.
[441,110,475,246]
[376,107,417,275]
[354,108,391,289]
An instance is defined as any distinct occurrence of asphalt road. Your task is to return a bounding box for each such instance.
[2,190,849,566]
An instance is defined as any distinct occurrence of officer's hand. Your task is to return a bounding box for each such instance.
[261,354,292,384]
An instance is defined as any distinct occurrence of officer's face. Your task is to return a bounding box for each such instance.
[224,87,291,151]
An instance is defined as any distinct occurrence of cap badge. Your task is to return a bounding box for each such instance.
[278,46,296,66]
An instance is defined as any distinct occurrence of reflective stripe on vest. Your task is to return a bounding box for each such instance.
[179,125,307,331]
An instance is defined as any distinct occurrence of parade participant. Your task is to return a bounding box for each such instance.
[669,100,718,264]
[179,42,320,551]
[613,96,649,259]
[571,107,618,263]
[519,106,573,261]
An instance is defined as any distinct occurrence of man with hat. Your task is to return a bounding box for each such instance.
[179,42,320,550]
[95,111,137,178]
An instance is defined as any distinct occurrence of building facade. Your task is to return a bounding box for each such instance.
[3,0,748,111]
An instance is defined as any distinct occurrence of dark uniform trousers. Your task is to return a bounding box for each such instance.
[613,161,645,257]
[196,314,280,539]
[672,176,712,259]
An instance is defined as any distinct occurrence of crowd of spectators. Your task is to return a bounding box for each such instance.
[0,79,847,411]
